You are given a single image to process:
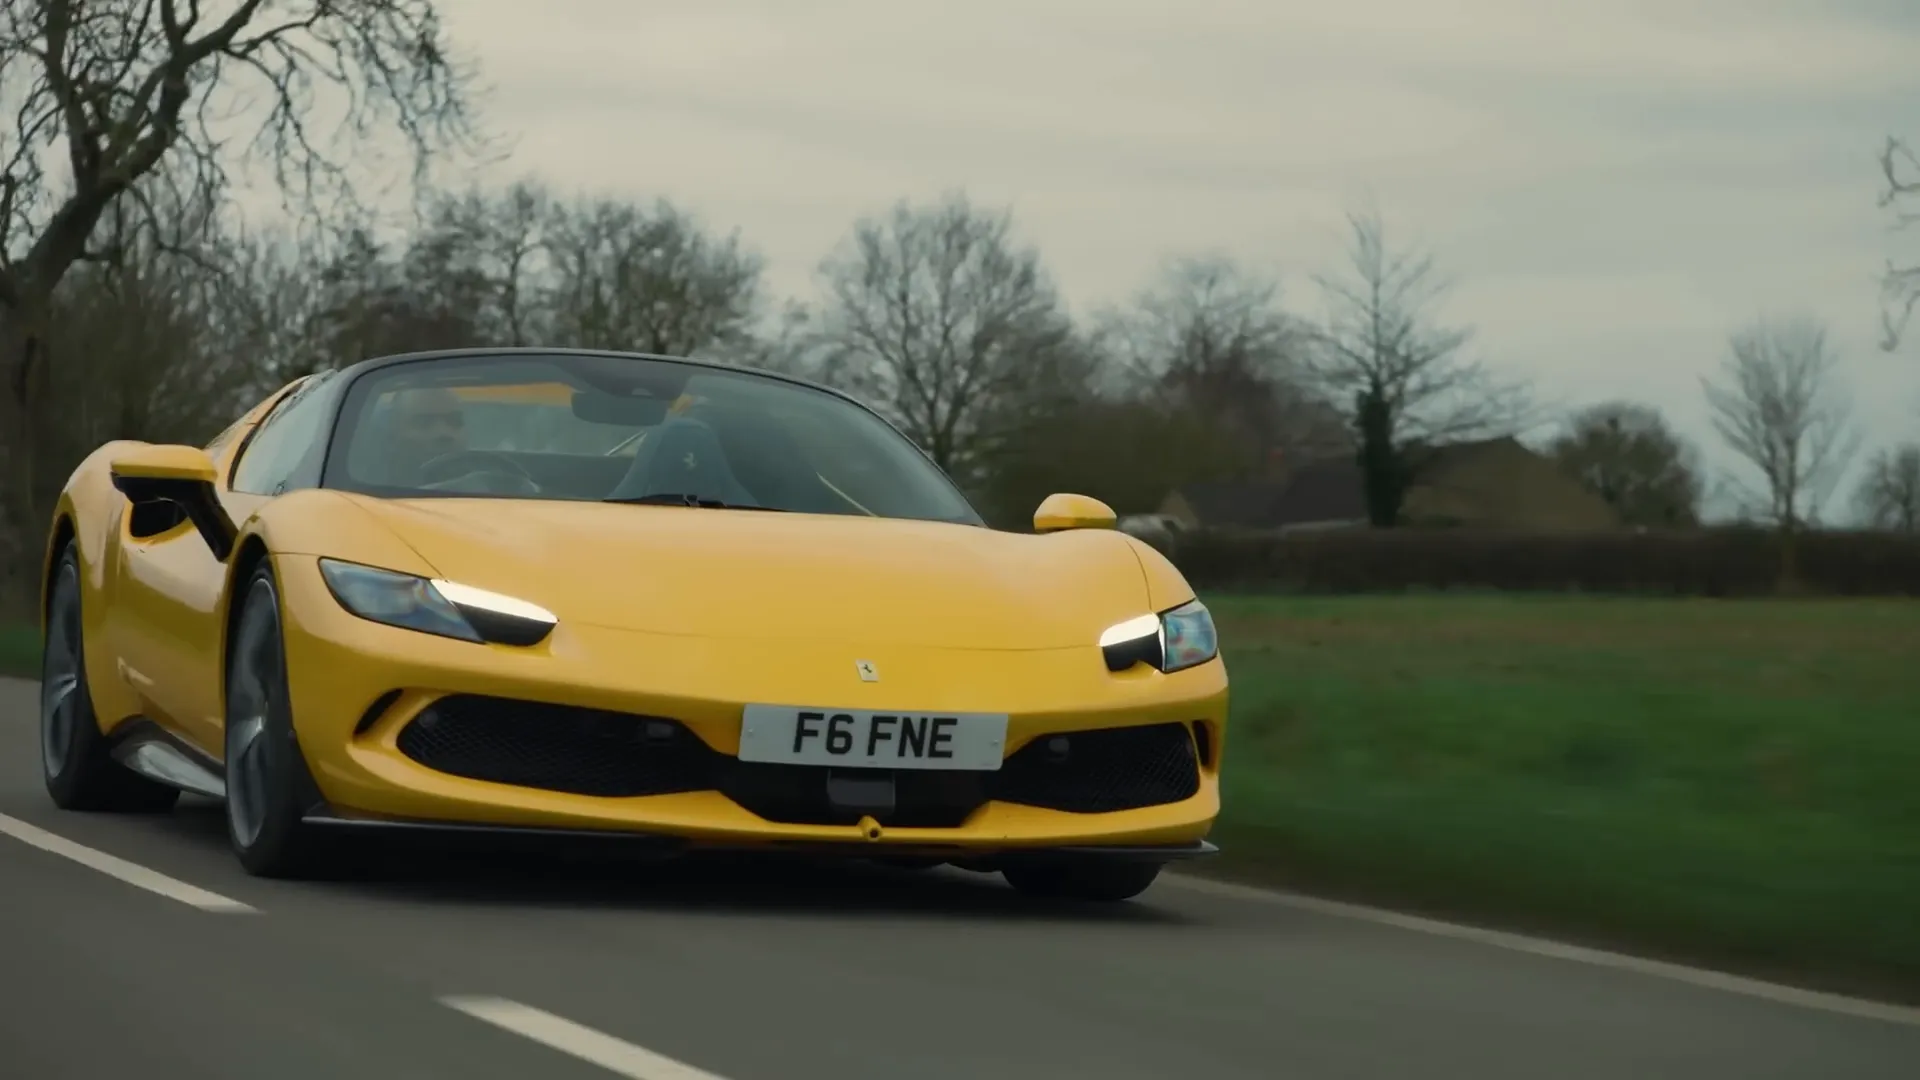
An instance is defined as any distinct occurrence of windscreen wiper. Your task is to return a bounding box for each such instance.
[603,492,786,511]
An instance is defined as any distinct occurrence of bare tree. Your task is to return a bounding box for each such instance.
[1096,255,1346,477]
[44,178,266,446]
[543,196,764,358]
[1877,136,1920,350]
[0,0,481,611]
[814,192,1077,481]
[1854,443,1920,533]
[283,184,766,366]
[1702,317,1860,539]
[729,300,828,378]
[404,182,555,347]
[0,170,304,603]
[1308,206,1531,526]
[299,224,485,367]
[1547,401,1704,527]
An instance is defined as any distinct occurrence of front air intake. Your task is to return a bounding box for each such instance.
[394,696,1202,822]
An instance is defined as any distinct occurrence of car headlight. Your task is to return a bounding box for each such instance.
[317,558,557,647]
[1098,599,1219,673]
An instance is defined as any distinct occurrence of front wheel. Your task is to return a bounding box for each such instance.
[224,565,328,878]
[1003,859,1164,903]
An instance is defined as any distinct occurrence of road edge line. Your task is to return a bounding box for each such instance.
[1163,872,1920,1027]
[0,812,257,914]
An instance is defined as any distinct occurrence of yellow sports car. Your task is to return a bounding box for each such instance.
[38,348,1227,900]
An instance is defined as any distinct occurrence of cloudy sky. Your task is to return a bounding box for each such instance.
[435,0,1917,514]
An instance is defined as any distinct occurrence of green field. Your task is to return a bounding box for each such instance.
[2,596,1916,995]
[1205,594,1920,997]
[0,620,33,681]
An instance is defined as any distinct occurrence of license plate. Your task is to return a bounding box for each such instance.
[737,705,1009,771]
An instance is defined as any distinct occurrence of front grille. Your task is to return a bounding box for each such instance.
[395,695,724,798]
[720,762,992,828]
[395,696,1201,823]
[993,721,1201,814]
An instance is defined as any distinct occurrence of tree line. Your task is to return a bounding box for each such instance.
[1,1,1916,613]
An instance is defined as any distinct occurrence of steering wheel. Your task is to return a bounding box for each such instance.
[417,450,541,495]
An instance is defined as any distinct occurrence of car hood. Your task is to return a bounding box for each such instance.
[349,497,1154,650]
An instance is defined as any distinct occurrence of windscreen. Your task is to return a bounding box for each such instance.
[324,352,981,525]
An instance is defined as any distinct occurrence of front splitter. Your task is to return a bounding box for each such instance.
[299,807,1218,864]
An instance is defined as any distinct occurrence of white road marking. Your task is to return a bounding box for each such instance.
[0,812,257,914]
[1164,872,1920,1027]
[442,996,731,1080]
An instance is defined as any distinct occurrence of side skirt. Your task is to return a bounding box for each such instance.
[106,718,226,799]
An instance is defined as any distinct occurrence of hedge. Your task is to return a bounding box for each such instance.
[1161,526,1920,597]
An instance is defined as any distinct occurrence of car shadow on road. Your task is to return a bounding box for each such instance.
[163,798,1195,926]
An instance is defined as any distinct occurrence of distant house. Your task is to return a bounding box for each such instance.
[1157,436,1620,532]
[1157,459,1368,533]
[1116,512,1190,551]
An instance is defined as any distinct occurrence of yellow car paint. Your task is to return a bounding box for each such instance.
[45,375,322,748]
[361,495,1150,648]
[275,550,1224,847]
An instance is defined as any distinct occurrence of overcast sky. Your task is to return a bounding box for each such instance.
[429,0,1917,515]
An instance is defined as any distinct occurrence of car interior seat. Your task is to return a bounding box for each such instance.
[602,414,758,506]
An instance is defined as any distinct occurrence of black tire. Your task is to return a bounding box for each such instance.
[1003,858,1164,903]
[224,565,328,878]
[40,547,181,813]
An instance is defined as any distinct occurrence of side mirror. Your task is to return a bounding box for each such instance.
[109,444,236,561]
[110,443,218,486]
[1033,492,1117,533]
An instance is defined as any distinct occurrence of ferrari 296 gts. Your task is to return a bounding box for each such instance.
[38,348,1227,901]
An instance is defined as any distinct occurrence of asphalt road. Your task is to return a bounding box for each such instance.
[3,676,1916,1079]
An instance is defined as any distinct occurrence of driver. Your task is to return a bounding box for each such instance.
[382,386,468,485]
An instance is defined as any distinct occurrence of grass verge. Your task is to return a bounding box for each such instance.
[0,620,35,680]
[1201,593,1920,1001]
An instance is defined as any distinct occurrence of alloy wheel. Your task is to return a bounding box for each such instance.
[39,589,82,780]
